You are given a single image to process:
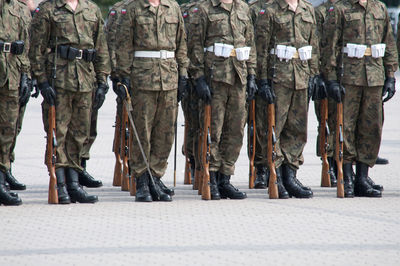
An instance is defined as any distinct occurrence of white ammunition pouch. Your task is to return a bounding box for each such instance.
[205,43,251,61]
[343,43,385,58]
[271,45,312,62]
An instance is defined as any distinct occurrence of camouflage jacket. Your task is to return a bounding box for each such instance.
[248,0,269,26]
[116,0,188,91]
[0,0,31,91]
[188,0,256,86]
[255,0,319,90]
[105,0,127,79]
[29,0,110,92]
[397,15,400,64]
[321,0,398,87]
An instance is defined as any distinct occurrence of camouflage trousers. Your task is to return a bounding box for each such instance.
[274,84,308,169]
[129,89,178,177]
[253,95,270,167]
[0,85,18,172]
[42,89,92,170]
[208,80,246,176]
[343,85,382,167]
[81,90,99,160]
[314,98,337,157]
[181,80,197,160]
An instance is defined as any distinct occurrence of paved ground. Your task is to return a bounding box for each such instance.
[1,70,400,265]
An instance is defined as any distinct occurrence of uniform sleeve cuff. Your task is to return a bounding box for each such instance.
[179,68,188,77]
[247,68,256,76]
[386,72,395,78]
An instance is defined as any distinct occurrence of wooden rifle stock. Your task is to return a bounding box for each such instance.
[112,107,123,186]
[267,104,278,199]
[320,98,331,187]
[335,103,344,198]
[201,104,211,200]
[47,106,58,204]
[121,101,130,191]
[248,100,256,189]
[129,123,136,196]
[183,121,192,184]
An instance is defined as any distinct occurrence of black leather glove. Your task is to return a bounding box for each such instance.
[19,73,30,106]
[111,76,120,95]
[178,76,188,103]
[382,77,396,103]
[310,75,327,101]
[326,80,345,103]
[93,83,108,110]
[258,79,275,104]
[31,78,40,98]
[116,77,130,100]
[195,76,212,103]
[247,74,258,101]
[39,81,56,105]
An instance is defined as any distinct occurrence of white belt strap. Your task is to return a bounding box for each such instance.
[134,50,175,59]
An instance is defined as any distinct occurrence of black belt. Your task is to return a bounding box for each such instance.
[0,41,24,55]
[51,45,97,62]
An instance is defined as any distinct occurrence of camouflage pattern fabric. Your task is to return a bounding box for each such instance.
[256,0,319,169]
[397,16,400,63]
[129,89,178,177]
[322,0,398,167]
[30,0,110,171]
[248,0,270,26]
[81,90,98,160]
[116,0,189,91]
[0,0,31,172]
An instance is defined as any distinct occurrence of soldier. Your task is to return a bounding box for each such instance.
[116,0,189,202]
[256,0,319,198]
[0,0,31,205]
[322,0,398,197]
[188,0,257,199]
[30,0,110,204]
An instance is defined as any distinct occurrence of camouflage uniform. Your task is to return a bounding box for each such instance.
[256,0,319,170]
[29,0,110,171]
[0,0,31,173]
[321,0,398,167]
[116,0,188,178]
[188,0,256,176]
[398,15,400,63]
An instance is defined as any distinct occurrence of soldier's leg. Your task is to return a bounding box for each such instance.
[6,104,27,190]
[0,86,22,205]
[254,94,269,189]
[63,90,98,203]
[327,97,338,186]
[216,81,247,200]
[353,86,382,197]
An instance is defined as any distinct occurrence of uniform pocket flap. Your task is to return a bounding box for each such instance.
[237,12,249,21]
[208,13,225,22]
[165,16,179,24]
[276,15,291,24]
[373,12,385,20]
[301,14,314,23]
[83,13,97,22]
[344,13,362,21]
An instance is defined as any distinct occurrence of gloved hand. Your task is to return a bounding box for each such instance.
[116,77,131,101]
[19,73,30,106]
[382,77,396,103]
[178,75,188,103]
[110,76,120,95]
[247,74,258,101]
[326,80,345,103]
[258,79,275,104]
[39,81,56,105]
[195,76,212,103]
[93,83,108,110]
[310,75,327,101]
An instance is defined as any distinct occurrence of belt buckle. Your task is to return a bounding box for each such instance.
[160,50,168,59]
[76,49,83,60]
[3,42,11,53]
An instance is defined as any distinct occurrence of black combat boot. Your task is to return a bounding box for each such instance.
[148,173,172,202]
[5,168,26,190]
[254,165,268,189]
[154,177,174,196]
[190,156,195,184]
[366,176,383,192]
[327,157,337,187]
[375,156,389,165]
[55,168,71,204]
[78,158,103,188]
[218,173,247,199]
[343,163,354,198]
[276,166,289,199]
[66,168,98,203]
[0,170,22,206]
[354,162,381,197]
[135,172,152,202]
[284,164,311,191]
[281,164,313,198]
[209,171,221,200]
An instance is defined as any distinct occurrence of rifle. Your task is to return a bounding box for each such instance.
[112,103,123,187]
[121,99,130,191]
[47,37,58,204]
[173,115,177,187]
[335,42,345,198]
[248,99,256,189]
[201,103,211,200]
[129,123,136,196]
[183,120,192,184]
[267,39,278,199]
[320,98,331,187]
